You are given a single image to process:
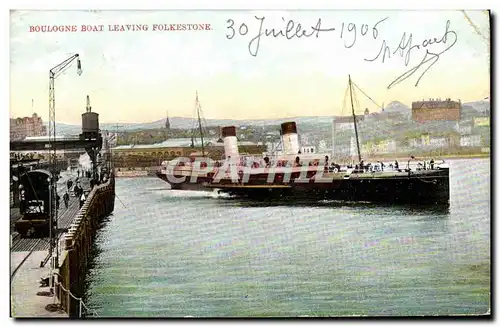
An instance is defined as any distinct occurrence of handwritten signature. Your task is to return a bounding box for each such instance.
[365,20,457,89]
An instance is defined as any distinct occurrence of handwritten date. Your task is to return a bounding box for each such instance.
[226,16,387,57]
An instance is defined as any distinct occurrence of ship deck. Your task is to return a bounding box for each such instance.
[209,168,449,184]
[207,184,292,189]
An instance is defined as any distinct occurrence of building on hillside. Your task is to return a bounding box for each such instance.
[361,139,397,156]
[318,140,328,153]
[460,134,482,147]
[407,133,460,150]
[333,115,365,132]
[473,117,490,127]
[10,113,47,140]
[454,122,473,135]
[411,98,461,122]
[332,115,365,160]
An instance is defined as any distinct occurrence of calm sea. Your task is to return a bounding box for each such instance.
[85,158,490,317]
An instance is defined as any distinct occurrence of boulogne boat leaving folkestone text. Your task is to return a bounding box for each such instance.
[156,76,450,205]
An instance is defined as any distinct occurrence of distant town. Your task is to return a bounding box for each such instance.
[10,97,490,174]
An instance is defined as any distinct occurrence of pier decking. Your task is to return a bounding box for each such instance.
[10,176,92,318]
[11,251,67,318]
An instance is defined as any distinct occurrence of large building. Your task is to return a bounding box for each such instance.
[10,113,47,140]
[412,98,461,122]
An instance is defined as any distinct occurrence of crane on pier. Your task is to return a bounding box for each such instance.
[48,54,82,268]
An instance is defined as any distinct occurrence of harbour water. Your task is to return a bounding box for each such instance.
[85,158,490,317]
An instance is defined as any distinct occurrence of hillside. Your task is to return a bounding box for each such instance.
[43,99,489,137]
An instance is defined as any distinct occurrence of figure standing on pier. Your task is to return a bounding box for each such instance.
[63,192,69,209]
[79,192,86,208]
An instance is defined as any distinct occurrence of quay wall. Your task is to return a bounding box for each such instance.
[56,175,115,317]
[114,166,159,177]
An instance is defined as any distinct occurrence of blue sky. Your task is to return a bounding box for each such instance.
[10,10,489,124]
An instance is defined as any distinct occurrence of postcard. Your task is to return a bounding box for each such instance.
[9,8,490,318]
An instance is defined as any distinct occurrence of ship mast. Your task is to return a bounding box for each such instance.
[348,75,362,163]
[195,91,205,156]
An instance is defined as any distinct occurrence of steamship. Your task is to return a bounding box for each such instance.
[156,79,450,205]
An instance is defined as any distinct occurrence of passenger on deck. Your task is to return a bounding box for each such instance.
[394,160,399,170]
[264,157,271,168]
[63,192,69,209]
[294,156,301,167]
[322,156,328,172]
[430,159,435,170]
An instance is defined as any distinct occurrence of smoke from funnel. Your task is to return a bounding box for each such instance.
[78,153,92,170]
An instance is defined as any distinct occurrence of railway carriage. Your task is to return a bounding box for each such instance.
[15,169,56,238]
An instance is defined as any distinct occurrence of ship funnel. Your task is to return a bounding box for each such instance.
[221,126,239,159]
[280,121,300,155]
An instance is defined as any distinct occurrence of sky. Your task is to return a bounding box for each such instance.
[9,10,490,124]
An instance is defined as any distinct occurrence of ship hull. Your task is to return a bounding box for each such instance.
[156,171,212,191]
[157,168,450,205]
[213,168,450,205]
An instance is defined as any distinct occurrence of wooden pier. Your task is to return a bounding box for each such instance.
[10,174,115,318]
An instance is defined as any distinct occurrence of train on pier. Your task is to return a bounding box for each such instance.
[14,169,56,238]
